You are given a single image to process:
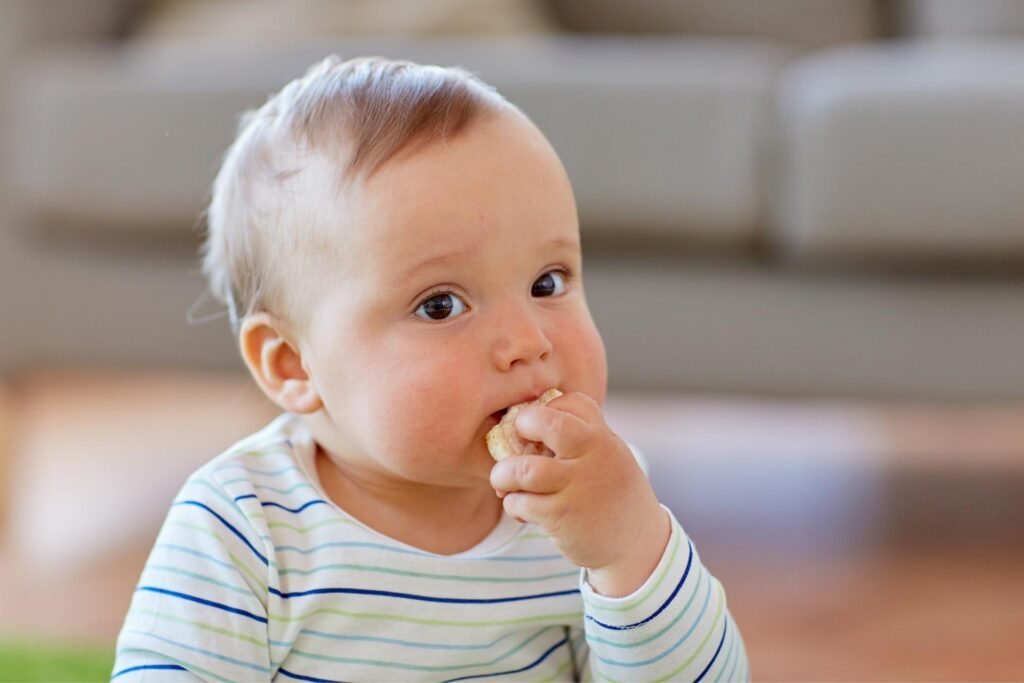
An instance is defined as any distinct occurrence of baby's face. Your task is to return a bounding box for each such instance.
[297,111,607,487]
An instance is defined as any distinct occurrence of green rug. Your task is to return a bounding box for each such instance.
[0,639,113,682]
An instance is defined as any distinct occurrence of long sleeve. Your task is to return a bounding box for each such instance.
[112,470,273,681]
[578,505,749,682]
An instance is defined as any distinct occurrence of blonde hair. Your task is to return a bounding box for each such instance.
[200,54,516,334]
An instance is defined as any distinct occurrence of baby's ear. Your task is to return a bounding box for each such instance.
[238,313,322,414]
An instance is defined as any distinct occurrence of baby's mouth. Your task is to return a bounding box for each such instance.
[489,408,509,422]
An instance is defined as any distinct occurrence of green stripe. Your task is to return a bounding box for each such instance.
[257,482,316,495]
[730,623,749,682]
[653,580,726,683]
[278,562,579,584]
[115,647,231,682]
[239,446,282,459]
[583,523,681,613]
[487,529,551,554]
[268,518,358,534]
[222,479,316,496]
[268,608,583,628]
[287,626,554,672]
[169,517,272,547]
[132,610,266,649]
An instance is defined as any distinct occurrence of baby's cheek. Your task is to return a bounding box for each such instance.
[383,359,474,460]
[563,318,608,404]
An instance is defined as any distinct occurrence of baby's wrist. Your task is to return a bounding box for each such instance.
[585,504,670,598]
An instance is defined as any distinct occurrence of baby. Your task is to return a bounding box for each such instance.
[113,55,748,681]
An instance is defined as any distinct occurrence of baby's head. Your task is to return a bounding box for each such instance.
[202,55,607,486]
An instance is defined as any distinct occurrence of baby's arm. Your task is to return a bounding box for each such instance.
[489,392,749,680]
[576,506,749,681]
[112,471,272,681]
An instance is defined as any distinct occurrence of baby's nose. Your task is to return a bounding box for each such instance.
[491,309,553,371]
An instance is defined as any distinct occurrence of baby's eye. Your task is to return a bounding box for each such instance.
[415,291,468,321]
[532,270,568,298]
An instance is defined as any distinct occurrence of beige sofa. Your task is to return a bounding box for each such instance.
[2,0,1024,399]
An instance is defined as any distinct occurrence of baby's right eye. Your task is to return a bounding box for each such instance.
[415,290,468,321]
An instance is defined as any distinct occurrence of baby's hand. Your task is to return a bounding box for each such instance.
[489,391,670,597]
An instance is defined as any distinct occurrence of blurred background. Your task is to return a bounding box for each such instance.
[1,0,1023,680]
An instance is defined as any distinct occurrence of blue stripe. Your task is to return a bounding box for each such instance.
[715,625,737,683]
[111,663,187,679]
[441,634,568,683]
[125,630,271,675]
[150,553,575,607]
[267,584,579,604]
[234,493,329,514]
[154,543,239,572]
[138,586,268,624]
[694,617,729,682]
[594,573,713,668]
[277,667,348,682]
[173,500,268,566]
[586,538,694,631]
[478,554,565,562]
[263,499,328,513]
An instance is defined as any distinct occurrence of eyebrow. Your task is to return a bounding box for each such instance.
[399,236,579,281]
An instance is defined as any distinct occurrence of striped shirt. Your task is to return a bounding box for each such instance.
[113,413,748,681]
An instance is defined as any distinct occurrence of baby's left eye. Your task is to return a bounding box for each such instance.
[532,270,568,298]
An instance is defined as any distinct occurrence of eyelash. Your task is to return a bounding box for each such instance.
[415,267,574,322]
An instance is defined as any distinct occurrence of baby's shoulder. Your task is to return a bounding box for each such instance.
[184,412,309,499]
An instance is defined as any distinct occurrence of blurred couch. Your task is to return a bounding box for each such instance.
[2,0,1024,400]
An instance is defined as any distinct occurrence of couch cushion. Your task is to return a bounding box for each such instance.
[903,0,1024,38]
[3,36,794,249]
[550,0,880,49]
[134,0,560,41]
[774,42,1024,265]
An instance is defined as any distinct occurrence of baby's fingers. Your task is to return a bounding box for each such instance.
[490,454,569,495]
[514,406,591,459]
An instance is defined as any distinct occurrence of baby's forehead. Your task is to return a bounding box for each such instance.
[279,112,576,261]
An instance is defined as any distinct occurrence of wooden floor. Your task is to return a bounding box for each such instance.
[2,373,1023,680]
[710,545,1024,681]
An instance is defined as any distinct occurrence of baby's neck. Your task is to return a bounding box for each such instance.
[314,446,504,555]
